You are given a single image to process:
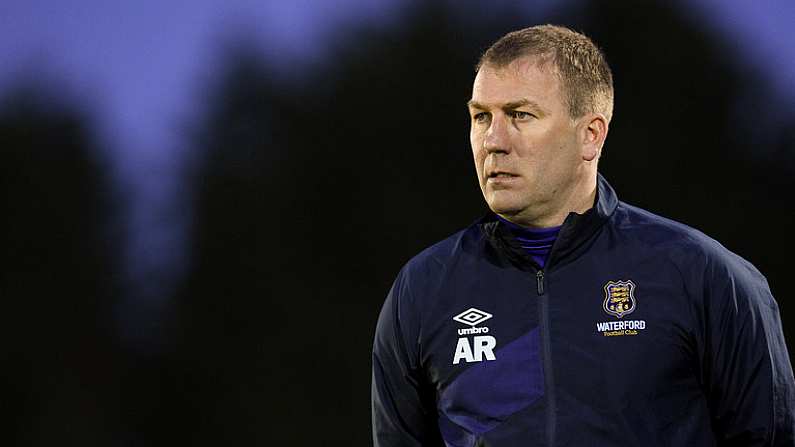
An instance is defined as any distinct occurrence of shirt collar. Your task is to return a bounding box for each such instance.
[480,173,619,270]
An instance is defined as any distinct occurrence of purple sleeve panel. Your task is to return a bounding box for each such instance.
[438,328,544,438]
[438,414,478,447]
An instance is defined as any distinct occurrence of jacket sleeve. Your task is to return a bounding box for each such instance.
[372,269,443,446]
[699,256,795,446]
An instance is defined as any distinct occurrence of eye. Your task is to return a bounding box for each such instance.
[510,111,533,120]
[472,112,491,124]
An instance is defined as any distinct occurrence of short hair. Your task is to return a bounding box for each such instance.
[477,25,614,123]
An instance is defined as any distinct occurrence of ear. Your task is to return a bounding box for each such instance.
[580,113,608,162]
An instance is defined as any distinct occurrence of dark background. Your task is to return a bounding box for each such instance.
[2,1,794,445]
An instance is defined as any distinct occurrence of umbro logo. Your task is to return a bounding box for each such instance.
[452,307,496,365]
[453,308,493,327]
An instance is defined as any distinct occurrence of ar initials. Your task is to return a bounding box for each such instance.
[452,336,497,365]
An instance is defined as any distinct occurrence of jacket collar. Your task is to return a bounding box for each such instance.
[479,173,619,271]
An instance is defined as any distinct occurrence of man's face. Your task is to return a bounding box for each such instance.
[469,56,587,226]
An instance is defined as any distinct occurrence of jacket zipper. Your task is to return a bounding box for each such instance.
[536,270,545,295]
[537,268,556,446]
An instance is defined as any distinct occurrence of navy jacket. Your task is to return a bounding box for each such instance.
[372,175,795,446]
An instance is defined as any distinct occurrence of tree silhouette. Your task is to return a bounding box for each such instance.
[0,86,121,445]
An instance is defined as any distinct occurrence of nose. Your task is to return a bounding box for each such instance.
[483,114,510,154]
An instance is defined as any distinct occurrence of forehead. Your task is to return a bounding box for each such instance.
[470,56,563,109]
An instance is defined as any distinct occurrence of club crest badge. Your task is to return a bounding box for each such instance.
[603,280,637,319]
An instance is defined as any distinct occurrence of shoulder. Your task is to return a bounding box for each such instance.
[612,201,720,250]
[380,222,484,343]
[612,201,772,304]
[612,201,751,266]
[398,222,483,287]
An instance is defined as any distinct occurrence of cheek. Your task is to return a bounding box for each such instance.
[471,138,484,164]
[473,149,487,175]
[472,154,483,180]
[537,128,575,164]
[470,130,480,153]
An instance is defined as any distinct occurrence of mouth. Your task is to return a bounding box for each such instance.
[487,171,519,179]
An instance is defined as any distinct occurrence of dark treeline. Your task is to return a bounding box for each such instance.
[1,88,122,444]
[2,1,793,445]
[149,6,494,445]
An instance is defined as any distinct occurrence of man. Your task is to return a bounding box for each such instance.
[371,25,795,446]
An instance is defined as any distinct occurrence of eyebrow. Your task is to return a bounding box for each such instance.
[466,98,544,113]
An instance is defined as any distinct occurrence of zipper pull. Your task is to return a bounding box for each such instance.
[536,270,545,295]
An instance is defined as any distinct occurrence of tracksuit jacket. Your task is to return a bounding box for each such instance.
[372,174,795,446]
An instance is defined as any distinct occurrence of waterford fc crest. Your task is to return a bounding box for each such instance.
[603,280,636,318]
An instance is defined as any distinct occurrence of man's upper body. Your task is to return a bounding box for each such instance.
[372,25,795,446]
[372,174,795,446]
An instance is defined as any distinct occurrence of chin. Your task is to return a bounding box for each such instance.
[486,199,524,216]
